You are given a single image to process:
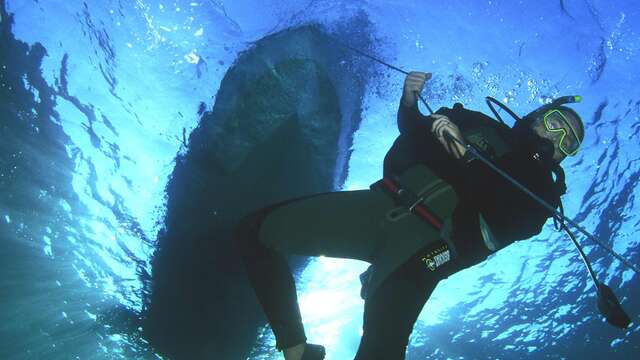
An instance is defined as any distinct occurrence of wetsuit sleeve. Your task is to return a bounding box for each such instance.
[397,103,431,135]
[461,153,559,242]
[396,103,452,157]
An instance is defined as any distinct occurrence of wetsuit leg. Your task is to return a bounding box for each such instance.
[233,190,393,351]
[354,246,440,360]
[234,199,309,351]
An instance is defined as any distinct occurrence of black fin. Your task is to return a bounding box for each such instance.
[597,283,632,329]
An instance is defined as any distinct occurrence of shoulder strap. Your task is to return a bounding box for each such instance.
[436,103,513,137]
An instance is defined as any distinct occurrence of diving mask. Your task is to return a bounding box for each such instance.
[542,109,582,156]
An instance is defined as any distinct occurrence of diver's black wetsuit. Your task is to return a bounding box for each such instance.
[234,102,561,359]
[388,103,561,266]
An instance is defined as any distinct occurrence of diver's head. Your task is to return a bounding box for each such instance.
[529,105,584,163]
[513,104,584,166]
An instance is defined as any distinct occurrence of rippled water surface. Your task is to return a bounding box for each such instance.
[1,0,639,359]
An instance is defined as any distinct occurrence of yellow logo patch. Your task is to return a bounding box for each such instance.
[420,244,451,271]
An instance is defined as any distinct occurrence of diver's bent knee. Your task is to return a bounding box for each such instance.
[232,210,268,255]
[232,214,254,253]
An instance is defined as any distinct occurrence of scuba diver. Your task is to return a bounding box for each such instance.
[233,70,586,360]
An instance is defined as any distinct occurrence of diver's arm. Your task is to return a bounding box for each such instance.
[397,103,431,134]
[397,72,432,135]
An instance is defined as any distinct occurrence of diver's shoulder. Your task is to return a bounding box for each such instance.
[437,102,500,121]
[437,102,512,134]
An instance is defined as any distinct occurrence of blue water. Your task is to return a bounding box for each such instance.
[1,0,639,359]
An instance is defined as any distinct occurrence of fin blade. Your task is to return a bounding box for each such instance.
[597,283,632,329]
